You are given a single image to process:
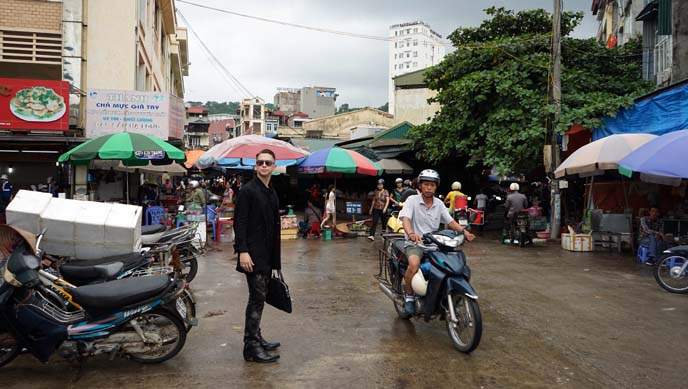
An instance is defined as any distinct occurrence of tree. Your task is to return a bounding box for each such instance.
[410,7,653,175]
[377,102,389,112]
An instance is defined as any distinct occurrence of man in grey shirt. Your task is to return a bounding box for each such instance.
[505,183,528,218]
[398,169,474,318]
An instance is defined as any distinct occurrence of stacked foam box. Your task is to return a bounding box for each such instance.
[6,190,142,259]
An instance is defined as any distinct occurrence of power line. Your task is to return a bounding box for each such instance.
[176,0,454,47]
[177,10,254,98]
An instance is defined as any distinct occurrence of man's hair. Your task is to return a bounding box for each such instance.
[256,148,276,160]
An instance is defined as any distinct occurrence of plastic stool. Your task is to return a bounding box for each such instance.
[216,218,234,242]
[637,245,650,263]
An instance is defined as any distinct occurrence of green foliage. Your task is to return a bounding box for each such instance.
[264,103,278,111]
[185,101,240,115]
[410,7,653,175]
[337,102,389,114]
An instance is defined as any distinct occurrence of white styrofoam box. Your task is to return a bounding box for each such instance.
[104,203,143,256]
[6,190,53,234]
[73,201,111,259]
[40,198,79,258]
[561,233,594,252]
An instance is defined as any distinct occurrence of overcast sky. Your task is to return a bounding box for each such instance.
[177,0,598,108]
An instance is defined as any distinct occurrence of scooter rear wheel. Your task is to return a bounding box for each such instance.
[0,329,20,368]
[446,293,482,353]
[654,254,688,294]
[127,309,187,364]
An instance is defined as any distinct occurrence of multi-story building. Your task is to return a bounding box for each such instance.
[388,21,445,115]
[300,86,337,119]
[393,69,441,125]
[208,118,235,145]
[0,0,189,196]
[273,88,301,114]
[591,0,645,47]
[240,97,266,135]
[634,0,688,85]
[185,105,209,149]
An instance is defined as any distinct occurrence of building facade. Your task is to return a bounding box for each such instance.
[300,86,337,119]
[185,105,209,149]
[240,97,266,135]
[388,21,445,115]
[273,88,301,114]
[279,108,396,140]
[0,0,189,196]
[393,69,441,125]
[591,0,645,47]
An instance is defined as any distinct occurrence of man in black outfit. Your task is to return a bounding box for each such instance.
[233,149,282,363]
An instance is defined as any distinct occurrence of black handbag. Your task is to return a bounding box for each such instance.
[266,270,292,313]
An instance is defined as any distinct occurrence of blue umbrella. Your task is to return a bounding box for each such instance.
[618,130,688,186]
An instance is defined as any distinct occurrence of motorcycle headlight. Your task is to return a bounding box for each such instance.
[432,234,463,248]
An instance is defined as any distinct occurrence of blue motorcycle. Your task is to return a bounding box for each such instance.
[377,230,482,353]
[654,245,688,294]
[0,229,189,368]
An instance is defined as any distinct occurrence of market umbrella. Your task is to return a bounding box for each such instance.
[91,160,187,176]
[298,147,382,176]
[196,135,309,168]
[58,132,186,166]
[618,130,688,186]
[554,133,657,178]
[377,158,413,174]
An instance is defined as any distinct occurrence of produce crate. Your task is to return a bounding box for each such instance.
[280,228,299,240]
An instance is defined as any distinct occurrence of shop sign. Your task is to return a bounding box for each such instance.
[0,78,70,131]
[346,201,363,215]
[86,89,184,139]
[134,150,165,160]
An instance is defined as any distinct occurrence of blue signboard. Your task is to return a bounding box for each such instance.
[345,201,362,215]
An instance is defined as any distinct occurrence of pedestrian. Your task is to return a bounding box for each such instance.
[233,149,282,363]
[0,174,13,224]
[390,178,404,206]
[320,184,336,229]
[368,178,390,241]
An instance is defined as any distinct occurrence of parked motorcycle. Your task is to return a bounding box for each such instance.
[0,227,189,368]
[653,246,688,294]
[141,222,201,282]
[386,203,405,233]
[377,230,482,353]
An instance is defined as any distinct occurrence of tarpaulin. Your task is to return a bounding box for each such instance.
[593,82,688,140]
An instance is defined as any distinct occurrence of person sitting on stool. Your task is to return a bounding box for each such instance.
[639,207,665,266]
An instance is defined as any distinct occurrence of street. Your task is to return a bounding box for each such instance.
[2,235,686,388]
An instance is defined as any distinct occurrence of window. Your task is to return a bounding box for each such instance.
[406,41,410,47]
[395,31,398,36]
[406,53,410,58]
[394,64,397,69]
[413,28,418,33]
[413,62,418,68]
[413,51,417,57]
[406,64,410,69]
[394,53,397,59]
[407,29,411,34]
[413,40,418,46]
[394,42,397,48]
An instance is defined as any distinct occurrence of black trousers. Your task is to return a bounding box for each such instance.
[244,272,270,346]
[369,208,388,237]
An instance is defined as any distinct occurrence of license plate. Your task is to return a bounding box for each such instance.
[459,220,468,226]
[176,298,187,318]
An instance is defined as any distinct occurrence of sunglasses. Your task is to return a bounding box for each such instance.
[256,160,274,167]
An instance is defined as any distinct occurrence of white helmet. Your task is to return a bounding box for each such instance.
[411,270,428,296]
[451,181,461,190]
[395,178,403,184]
[510,183,520,191]
[418,169,440,184]
[190,180,199,188]
[0,174,7,180]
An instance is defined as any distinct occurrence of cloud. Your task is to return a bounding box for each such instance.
[178,0,597,107]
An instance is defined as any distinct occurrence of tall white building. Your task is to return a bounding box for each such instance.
[388,21,445,115]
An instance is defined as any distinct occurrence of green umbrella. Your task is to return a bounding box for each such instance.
[58,132,186,166]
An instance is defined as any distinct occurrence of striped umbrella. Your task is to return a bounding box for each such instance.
[298,147,382,176]
[58,132,186,166]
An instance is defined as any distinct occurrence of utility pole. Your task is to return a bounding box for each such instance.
[550,0,562,239]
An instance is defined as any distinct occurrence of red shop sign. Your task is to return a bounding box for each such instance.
[0,78,70,131]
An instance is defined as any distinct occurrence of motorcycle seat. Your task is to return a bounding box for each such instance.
[71,275,171,314]
[142,224,167,235]
[60,262,124,283]
[156,227,191,243]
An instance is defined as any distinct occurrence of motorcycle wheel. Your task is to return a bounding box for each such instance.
[0,330,20,368]
[181,288,197,333]
[127,309,187,364]
[392,277,408,319]
[446,293,482,353]
[654,254,688,294]
[181,254,199,283]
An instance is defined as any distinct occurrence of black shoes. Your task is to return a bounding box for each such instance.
[259,337,281,351]
[243,343,279,363]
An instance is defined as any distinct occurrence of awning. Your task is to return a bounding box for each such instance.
[184,150,205,169]
[377,158,413,174]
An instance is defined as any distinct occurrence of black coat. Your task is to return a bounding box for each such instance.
[233,178,281,274]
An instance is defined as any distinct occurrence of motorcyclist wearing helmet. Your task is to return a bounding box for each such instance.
[390,178,405,206]
[505,183,527,219]
[398,169,475,318]
[187,180,206,207]
[444,181,465,211]
[400,178,419,202]
[368,178,390,241]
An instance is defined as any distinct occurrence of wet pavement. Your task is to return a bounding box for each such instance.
[3,233,687,388]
